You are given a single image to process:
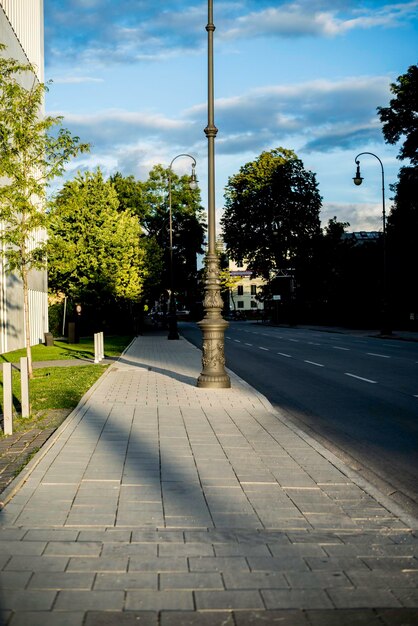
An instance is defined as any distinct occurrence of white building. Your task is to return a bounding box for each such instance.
[0,0,48,353]
[228,260,266,317]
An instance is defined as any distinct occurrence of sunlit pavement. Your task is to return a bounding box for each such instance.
[0,332,417,625]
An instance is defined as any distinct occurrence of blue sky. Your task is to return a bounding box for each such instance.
[44,0,418,231]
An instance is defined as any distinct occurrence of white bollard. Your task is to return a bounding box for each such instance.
[99,332,104,361]
[94,333,100,363]
[2,362,13,435]
[20,357,30,418]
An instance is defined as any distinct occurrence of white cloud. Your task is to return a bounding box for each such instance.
[321,202,385,231]
[222,1,418,40]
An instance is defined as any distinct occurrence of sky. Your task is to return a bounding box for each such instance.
[43,0,418,233]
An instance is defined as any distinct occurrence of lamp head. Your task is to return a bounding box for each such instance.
[189,164,198,190]
[353,162,363,186]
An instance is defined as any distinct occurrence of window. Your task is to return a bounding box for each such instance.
[237,285,244,295]
[250,284,257,295]
[237,301,244,309]
[251,301,257,308]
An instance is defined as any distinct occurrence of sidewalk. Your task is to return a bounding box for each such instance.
[0,332,417,625]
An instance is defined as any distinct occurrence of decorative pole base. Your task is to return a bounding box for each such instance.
[197,252,231,388]
[197,317,230,388]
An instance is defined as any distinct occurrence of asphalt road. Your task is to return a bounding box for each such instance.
[179,321,418,519]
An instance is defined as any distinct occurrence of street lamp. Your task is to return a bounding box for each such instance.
[197,0,231,387]
[353,152,390,335]
[167,154,197,340]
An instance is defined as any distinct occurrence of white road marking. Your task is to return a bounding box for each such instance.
[289,338,299,342]
[367,352,390,359]
[333,346,350,351]
[308,342,321,346]
[345,373,377,384]
[244,343,253,346]
[304,360,324,367]
[225,336,231,340]
[278,352,292,358]
[234,339,241,343]
[259,347,269,351]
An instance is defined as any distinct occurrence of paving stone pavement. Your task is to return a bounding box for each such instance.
[0,332,417,625]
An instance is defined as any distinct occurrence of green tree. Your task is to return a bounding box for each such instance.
[377,64,418,165]
[142,164,205,313]
[0,47,89,376]
[109,172,148,221]
[48,169,147,329]
[221,148,322,319]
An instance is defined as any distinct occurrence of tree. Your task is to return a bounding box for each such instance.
[378,64,418,326]
[141,164,205,314]
[377,64,418,165]
[109,172,148,221]
[221,148,322,319]
[386,166,418,325]
[48,169,149,331]
[0,47,89,376]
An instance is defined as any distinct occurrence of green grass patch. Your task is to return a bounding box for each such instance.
[1,364,108,438]
[0,335,134,364]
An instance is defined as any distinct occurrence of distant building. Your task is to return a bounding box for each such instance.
[342,231,381,243]
[228,260,266,316]
[0,0,48,353]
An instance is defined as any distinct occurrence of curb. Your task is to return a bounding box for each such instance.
[183,334,418,531]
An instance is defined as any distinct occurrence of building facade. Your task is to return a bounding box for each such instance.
[228,260,266,317]
[0,0,48,353]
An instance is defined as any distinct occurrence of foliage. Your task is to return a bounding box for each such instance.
[48,169,145,306]
[109,172,148,221]
[386,166,418,324]
[221,148,322,281]
[142,164,205,312]
[0,47,89,375]
[377,64,418,165]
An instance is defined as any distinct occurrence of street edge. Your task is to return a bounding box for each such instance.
[184,334,418,531]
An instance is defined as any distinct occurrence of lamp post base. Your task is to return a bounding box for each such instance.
[197,252,231,389]
[197,317,230,388]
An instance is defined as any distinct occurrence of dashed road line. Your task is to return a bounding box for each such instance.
[289,339,299,342]
[304,360,324,367]
[367,352,390,359]
[244,343,253,346]
[259,347,269,351]
[345,373,377,384]
[234,339,241,343]
[277,352,292,358]
[333,346,350,351]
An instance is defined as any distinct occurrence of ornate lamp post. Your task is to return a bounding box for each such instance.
[167,154,197,340]
[197,0,231,388]
[353,151,391,335]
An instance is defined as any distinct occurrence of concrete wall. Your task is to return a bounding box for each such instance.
[0,1,48,353]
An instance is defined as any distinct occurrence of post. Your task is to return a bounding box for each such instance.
[2,363,13,435]
[20,357,30,418]
[197,0,231,388]
[99,332,104,361]
[94,333,100,363]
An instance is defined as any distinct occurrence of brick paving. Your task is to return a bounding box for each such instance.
[0,332,417,625]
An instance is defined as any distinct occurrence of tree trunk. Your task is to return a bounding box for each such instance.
[22,267,33,379]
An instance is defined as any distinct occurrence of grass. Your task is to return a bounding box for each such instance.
[0,335,134,438]
[0,335,134,364]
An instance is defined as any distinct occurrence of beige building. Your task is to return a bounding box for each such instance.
[228,260,266,316]
[0,0,48,353]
